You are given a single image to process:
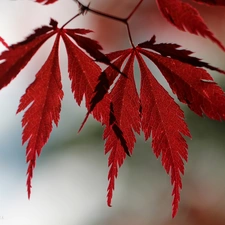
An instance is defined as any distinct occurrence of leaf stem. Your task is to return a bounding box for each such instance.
[126,0,143,20]
[61,12,82,29]
[79,5,126,24]
[75,0,143,48]
[126,24,135,48]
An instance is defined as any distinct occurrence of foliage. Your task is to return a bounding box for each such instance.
[1,0,225,217]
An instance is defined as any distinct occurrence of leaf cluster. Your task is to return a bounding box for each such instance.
[1,0,225,217]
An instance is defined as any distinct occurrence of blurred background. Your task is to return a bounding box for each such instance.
[1,0,225,224]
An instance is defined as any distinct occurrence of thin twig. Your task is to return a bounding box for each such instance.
[61,12,82,29]
[75,0,126,23]
[126,24,135,48]
[126,0,144,20]
[74,0,144,48]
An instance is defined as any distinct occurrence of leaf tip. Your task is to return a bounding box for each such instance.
[49,18,58,29]
[172,209,177,218]
[107,192,112,207]
[0,36,9,49]
[78,112,90,133]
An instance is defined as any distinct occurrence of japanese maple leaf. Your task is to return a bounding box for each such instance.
[0,21,59,196]
[135,51,190,217]
[105,50,141,206]
[0,19,112,197]
[137,39,225,215]
[16,33,63,197]
[80,48,141,206]
[156,0,225,51]
[87,34,225,216]
[88,48,187,216]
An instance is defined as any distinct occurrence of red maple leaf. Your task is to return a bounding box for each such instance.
[0,19,111,198]
[16,33,63,197]
[99,47,189,216]
[105,50,141,206]
[136,51,190,217]
[87,35,225,215]
[156,0,225,51]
